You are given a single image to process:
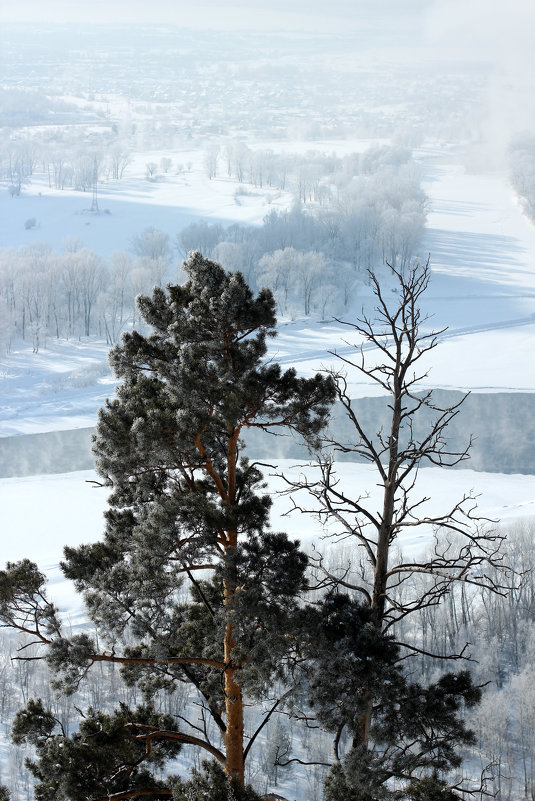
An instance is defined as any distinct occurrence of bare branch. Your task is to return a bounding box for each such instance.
[244,688,294,761]
[274,745,332,768]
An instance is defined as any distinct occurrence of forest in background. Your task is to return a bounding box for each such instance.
[0,142,426,353]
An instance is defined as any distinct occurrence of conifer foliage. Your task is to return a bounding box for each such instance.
[308,595,481,801]
[1,253,334,798]
[11,700,182,801]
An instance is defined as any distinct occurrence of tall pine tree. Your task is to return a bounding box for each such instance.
[1,252,334,798]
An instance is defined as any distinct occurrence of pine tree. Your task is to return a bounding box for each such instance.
[11,700,182,801]
[1,253,334,798]
[171,760,262,801]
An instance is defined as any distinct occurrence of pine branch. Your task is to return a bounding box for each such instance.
[91,653,226,669]
[125,723,226,764]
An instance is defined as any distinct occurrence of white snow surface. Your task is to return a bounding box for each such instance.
[0,147,292,259]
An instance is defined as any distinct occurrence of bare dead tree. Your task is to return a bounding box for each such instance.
[282,259,511,756]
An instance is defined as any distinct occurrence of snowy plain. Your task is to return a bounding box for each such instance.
[1,460,533,621]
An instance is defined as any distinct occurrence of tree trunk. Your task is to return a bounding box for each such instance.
[352,693,372,749]
[223,530,245,785]
[360,388,401,744]
[223,616,245,784]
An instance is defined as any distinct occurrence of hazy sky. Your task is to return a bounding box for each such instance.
[3,0,533,54]
[427,0,535,143]
[1,0,429,31]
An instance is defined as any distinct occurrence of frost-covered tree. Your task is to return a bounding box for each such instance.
[130,227,172,263]
[172,760,261,801]
[108,146,131,180]
[304,594,481,801]
[257,248,295,317]
[256,247,330,317]
[100,251,134,344]
[176,221,226,259]
[11,699,182,801]
[0,253,334,798]
[204,144,220,180]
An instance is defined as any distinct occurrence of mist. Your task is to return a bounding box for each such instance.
[424,0,535,160]
[3,0,532,161]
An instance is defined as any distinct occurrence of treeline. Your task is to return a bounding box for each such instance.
[0,87,79,128]
[0,145,427,351]
[206,140,417,200]
[183,145,427,316]
[0,241,173,354]
[0,127,134,196]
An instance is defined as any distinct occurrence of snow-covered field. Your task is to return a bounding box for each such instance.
[0,147,293,259]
